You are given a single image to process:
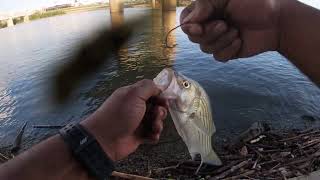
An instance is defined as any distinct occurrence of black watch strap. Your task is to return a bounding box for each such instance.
[59,122,115,180]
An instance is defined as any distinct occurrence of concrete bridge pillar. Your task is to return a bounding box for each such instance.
[151,0,161,9]
[110,0,124,13]
[6,18,14,27]
[162,0,176,11]
[110,11,124,28]
[23,15,30,23]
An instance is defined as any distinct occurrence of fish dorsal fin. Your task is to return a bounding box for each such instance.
[189,97,214,136]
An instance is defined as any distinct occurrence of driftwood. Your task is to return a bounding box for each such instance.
[152,125,320,179]
[112,171,155,180]
[0,152,9,163]
[11,122,28,154]
[32,125,64,129]
[2,122,320,179]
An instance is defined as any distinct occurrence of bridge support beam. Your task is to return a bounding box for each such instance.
[23,15,29,23]
[110,0,124,13]
[6,18,14,27]
[151,0,162,9]
[162,0,176,11]
[110,11,124,27]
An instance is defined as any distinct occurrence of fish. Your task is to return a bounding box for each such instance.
[153,68,222,174]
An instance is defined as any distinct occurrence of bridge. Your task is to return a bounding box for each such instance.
[0,0,180,28]
[0,11,34,28]
[110,0,177,12]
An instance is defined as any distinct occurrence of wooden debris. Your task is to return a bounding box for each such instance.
[239,146,248,156]
[3,122,320,179]
[11,122,28,154]
[33,125,64,129]
[0,152,9,163]
[112,171,155,180]
[230,122,270,149]
[154,125,320,179]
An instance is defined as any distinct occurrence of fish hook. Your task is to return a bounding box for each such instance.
[164,22,187,48]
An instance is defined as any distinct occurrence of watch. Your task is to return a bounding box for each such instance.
[59,122,115,180]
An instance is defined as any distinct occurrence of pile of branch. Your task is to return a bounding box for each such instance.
[153,124,320,179]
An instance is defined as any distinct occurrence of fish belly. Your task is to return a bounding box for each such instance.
[184,123,222,166]
[169,108,222,166]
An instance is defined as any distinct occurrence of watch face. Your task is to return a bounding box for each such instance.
[59,123,115,178]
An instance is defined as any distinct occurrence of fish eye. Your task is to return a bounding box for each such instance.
[182,80,190,89]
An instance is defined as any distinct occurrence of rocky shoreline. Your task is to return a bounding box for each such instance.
[1,121,320,180]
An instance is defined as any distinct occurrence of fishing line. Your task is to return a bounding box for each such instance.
[164,22,187,48]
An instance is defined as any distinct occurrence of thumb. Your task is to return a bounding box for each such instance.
[182,0,214,24]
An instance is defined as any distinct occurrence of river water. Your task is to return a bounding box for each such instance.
[0,8,319,148]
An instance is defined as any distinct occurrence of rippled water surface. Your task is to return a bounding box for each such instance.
[0,8,319,147]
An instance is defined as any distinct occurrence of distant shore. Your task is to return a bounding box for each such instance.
[0,2,191,29]
[0,3,147,29]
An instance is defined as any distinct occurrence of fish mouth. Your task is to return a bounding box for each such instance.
[153,68,174,91]
[154,68,189,112]
[154,68,181,99]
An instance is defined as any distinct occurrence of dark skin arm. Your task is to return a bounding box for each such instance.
[180,0,320,84]
[280,0,320,85]
[0,80,168,180]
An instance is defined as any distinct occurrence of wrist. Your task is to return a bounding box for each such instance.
[80,119,118,162]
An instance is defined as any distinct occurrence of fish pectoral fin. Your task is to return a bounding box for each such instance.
[202,150,222,166]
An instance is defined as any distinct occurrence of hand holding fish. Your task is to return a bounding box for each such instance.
[81,79,168,161]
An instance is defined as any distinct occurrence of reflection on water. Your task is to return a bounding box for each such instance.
[162,11,176,60]
[110,12,124,27]
[85,10,177,110]
[0,8,320,147]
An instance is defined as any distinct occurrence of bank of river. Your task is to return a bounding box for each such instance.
[0,3,153,28]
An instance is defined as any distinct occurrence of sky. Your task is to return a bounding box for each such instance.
[0,0,319,13]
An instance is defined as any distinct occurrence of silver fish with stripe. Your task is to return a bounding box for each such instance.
[154,68,222,174]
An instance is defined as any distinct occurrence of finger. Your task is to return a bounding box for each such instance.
[153,96,169,109]
[152,106,167,133]
[202,21,228,44]
[214,38,242,62]
[148,106,167,143]
[200,27,238,53]
[180,2,195,24]
[132,79,161,101]
[188,21,227,44]
[183,0,214,24]
[181,23,203,36]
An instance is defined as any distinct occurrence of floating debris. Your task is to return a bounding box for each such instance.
[32,125,65,129]
[10,122,28,155]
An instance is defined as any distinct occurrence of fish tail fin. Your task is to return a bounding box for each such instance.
[203,149,222,166]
